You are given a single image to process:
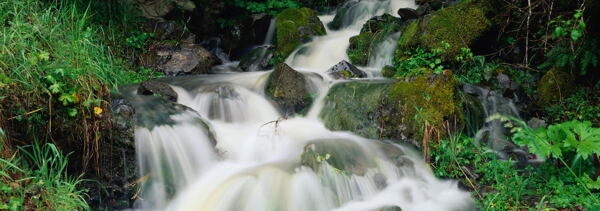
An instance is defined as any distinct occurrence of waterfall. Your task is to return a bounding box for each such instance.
[126,0,475,210]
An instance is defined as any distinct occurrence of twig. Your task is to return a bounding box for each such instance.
[7,108,43,120]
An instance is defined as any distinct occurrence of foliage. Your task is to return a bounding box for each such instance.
[0,142,89,210]
[125,31,155,51]
[509,118,600,171]
[539,9,599,75]
[536,68,575,106]
[232,0,300,15]
[545,88,600,126]
[431,135,600,210]
[390,45,448,78]
[388,73,458,142]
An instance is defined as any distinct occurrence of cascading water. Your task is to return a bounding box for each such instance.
[126,0,475,210]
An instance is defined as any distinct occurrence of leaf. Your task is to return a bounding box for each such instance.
[67,108,78,117]
[59,93,76,106]
[48,83,62,94]
[570,30,582,41]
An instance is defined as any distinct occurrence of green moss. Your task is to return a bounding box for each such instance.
[537,68,575,107]
[347,32,376,66]
[347,14,403,66]
[320,81,394,139]
[387,73,459,142]
[397,20,420,49]
[275,8,326,59]
[394,0,492,60]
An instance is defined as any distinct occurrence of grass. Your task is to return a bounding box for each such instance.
[430,134,599,210]
[0,128,89,210]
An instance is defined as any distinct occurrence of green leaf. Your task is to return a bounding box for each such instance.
[570,30,582,41]
[67,108,78,117]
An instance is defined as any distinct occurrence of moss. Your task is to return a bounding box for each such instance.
[275,8,326,59]
[347,32,376,66]
[387,72,460,142]
[537,68,575,107]
[347,14,402,66]
[328,7,348,30]
[320,80,394,139]
[394,0,492,60]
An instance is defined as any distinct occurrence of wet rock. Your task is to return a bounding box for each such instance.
[238,45,275,72]
[140,44,221,76]
[137,80,178,102]
[111,98,136,147]
[265,63,312,116]
[328,0,359,30]
[320,80,394,139]
[373,173,388,190]
[300,139,376,176]
[275,8,326,59]
[397,8,419,20]
[222,13,274,59]
[327,60,367,79]
[348,14,402,66]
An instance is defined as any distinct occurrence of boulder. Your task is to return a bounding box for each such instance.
[300,139,376,175]
[222,13,274,59]
[397,8,419,20]
[327,0,359,30]
[137,80,178,102]
[275,8,326,60]
[395,0,493,60]
[265,63,312,116]
[238,45,275,72]
[320,80,393,139]
[327,60,367,79]
[131,0,196,20]
[348,14,402,66]
[537,68,575,106]
[140,44,221,76]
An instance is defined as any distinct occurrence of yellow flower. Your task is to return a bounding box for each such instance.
[94,107,103,116]
[489,203,496,208]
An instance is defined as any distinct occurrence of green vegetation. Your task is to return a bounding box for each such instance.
[275,7,326,60]
[347,14,402,66]
[232,0,300,15]
[0,134,89,210]
[431,134,599,210]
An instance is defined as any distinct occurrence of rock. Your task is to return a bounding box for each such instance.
[140,44,221,76]
[395,0,493,60]
[328,0,359,30]
[537,68,575,106]
[320,80,394,139]
[143,20,196,44]
[496,73,518,91]
[111,98,136,147]
[382,65,396,78]
[527,118,547,130]
[384,72,461,144]
[397,8,420,20]
[327,60,367,79]
[265,63,313,116]
[300,139,376,175]
[132,0,196,20]
[275,8,326,59]
[348,14,402,66]
[222,13,274,59]
[238,45,275,72]
[137,80,178,102]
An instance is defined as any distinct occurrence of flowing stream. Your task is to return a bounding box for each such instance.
[126,0,476,210]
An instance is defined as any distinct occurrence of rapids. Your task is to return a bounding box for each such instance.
[126,0,476,210]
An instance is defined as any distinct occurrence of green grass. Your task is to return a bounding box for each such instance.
[430,134,599,210]
[0,128,89,210]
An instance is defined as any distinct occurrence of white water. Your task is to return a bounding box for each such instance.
[130,0,474,210]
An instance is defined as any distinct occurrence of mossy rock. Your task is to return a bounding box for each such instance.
[320,80,394,139]
[347,14,403,66]
[385,72,461,143]
[395,0,492,59]
[300,139,376,175]
[275,8,326,59]
[328,6,349,30]
[266,63,313,116]
[537,68,575,107]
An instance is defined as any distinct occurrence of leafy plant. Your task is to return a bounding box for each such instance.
[232,0,300,15]
[391,43,449,78]
[125,30,155,51]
